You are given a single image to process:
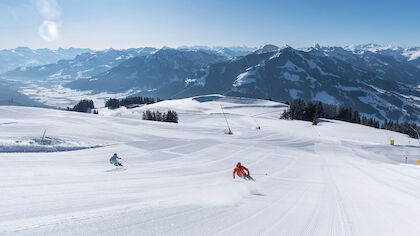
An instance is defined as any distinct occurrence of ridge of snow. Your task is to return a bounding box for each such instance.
[403,49,420,61]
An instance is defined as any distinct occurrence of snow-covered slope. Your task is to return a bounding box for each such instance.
[0,96,419,235]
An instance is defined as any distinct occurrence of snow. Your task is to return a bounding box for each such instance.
[233,68,258,87]
[402,49,420,61]
[306,59,340,78]
[373,57,389,66]
[364,83,386,94]
[282,60,305,73]
[0,136,101,153]
[254,44,279,54]
[358,93,397,118]
[190,67,210,86]
[49,70,71,80]
[345,44,399,54]
[18,84,140,108]
[281,72,301,82]
[376,68,386,73]
[307,58,318,69]
[0,95,420,235]
[306,75,318,83]
[313,91,336,104]
[232,59,267,88]
[343,44,420,62]
[75,68,94,80]
[335,85,363,91]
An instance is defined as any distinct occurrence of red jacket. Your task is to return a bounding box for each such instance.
[233,164,249,178]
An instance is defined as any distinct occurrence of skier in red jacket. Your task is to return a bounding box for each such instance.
[233,162,254,181]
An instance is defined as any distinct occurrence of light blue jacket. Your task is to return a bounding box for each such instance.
[109,154,121,164]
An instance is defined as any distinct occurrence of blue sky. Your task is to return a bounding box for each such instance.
[1,0,420,49]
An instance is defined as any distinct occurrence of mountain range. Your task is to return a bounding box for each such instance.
[156,44,419,122]
[0,44,419,122]
[2,48,156,82]
[0,47,92,74]
[66,48,227,92]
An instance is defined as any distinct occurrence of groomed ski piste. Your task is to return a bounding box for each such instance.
[1,94,419,236]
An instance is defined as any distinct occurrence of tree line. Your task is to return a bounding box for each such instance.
[142,110,178,123]
[66,98,179,124]
[105,96,162,109]
[67,99,95,113]
[281,99,419,139]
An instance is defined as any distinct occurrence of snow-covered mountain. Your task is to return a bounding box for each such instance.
[178,45,255,58]
[2,48,156,82]
[253,44,281,54]
[344,43,420,61]
[315,44,420,85]
[147,45,419,122]
[0,47,92,74]
[66,48,227,93]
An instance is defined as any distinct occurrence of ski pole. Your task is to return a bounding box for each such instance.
[121,158,132,165]
[252,173,268,176]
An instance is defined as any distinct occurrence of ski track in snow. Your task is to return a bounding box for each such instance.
[0,95,419,236]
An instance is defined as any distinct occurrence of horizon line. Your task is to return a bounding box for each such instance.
[1,42,419,51]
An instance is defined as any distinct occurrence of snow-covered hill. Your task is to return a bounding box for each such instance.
[0,95,419,235]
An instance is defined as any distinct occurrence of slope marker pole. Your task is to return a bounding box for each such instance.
[220,104,232,135]
[41,129,46,145]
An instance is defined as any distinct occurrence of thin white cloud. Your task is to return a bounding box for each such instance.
[35,0,61,42]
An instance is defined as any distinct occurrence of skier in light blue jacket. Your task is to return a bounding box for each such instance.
[110,153,123,167]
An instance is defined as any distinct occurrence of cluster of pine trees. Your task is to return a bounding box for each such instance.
[381,120,419,139]
[105,96,162,109]
[142,110,178,123]
[67,99,95,112]
[281,99,419,138]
